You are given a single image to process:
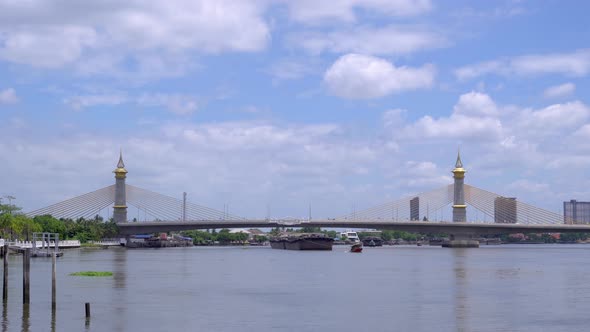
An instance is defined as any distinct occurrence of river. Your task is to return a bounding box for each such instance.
[2,244,590,331]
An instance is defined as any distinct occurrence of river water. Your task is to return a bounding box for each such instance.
[2,244,590,332]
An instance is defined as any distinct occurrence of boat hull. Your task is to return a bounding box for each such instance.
[270,234,333,251]
[285,238,333,250]
[269,240,286,249]
[350,243,363,253]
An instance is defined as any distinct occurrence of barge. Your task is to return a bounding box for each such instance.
[270,233,333,251]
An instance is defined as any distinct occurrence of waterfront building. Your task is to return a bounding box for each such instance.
[563,200,590,224]
[494,197,517,223]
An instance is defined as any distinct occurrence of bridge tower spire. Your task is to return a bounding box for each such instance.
[113,149,128,223]
[452,148,467,223]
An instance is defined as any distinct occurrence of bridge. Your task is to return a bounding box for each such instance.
[116,220,590,237]
[26,151,590,248]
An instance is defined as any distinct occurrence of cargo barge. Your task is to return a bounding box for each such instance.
[270,233,333,251]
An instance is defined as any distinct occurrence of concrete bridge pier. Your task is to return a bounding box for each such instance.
[442,233,479,248]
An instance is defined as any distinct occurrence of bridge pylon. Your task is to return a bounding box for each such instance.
[445,150,479,248]
[113,150,128,224]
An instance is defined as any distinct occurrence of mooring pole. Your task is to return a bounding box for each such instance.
[85,302,90,318]
[22,248,30,304]
[3,243,8,303]
[52,252,56,311]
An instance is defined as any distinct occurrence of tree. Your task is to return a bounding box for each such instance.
[216,229,232,244]
[0,203,21,215]
[253,235,268,243]
[232,231,249,243]
[33,215,66,235]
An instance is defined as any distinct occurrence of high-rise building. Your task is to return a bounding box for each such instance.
[410,197,419,221]
[494,197,517,223]
[564,200,590,224]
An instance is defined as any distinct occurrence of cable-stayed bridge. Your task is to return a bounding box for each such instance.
[25,152,590,248]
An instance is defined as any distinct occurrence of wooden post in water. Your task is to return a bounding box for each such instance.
[22,248,30,304]
[52,252,56,310]
[3,243,8,303]
[85,302,90,318]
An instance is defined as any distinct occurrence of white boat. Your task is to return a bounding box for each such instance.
[340,230,360,244]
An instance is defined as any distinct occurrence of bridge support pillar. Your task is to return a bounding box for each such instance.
[442,233,479,248]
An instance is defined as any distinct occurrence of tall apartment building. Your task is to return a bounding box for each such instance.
[564,200,590,224]
[410,197,419,221]
[494,197,517,223]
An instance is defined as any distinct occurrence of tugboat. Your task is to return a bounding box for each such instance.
[350,242,363,253]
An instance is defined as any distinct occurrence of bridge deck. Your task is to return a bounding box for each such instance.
[116,220,590,235]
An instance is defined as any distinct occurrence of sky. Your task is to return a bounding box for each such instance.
[0,0,589,220]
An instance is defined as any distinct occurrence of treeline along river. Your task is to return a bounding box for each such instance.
[2,244,590,331]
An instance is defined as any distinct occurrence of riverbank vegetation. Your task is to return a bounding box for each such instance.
[0,204,118,242]
[180,229,268,245]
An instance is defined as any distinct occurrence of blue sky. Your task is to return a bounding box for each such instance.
[1,0,589,220]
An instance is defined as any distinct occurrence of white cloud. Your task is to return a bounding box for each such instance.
[512,50,590,76]
[392,91,503,141]
[400,161,452,189]
[267,59,319,82]
[0,88,18,104]
[455,49,590,80]
[453,91,498,117]
[137,93,199,115]
[382,91,590,186]
[543,83,575,99]
[506,179,550,193]
[324,54,435,99]
[63,92,199,115]
[403,114,503,141]
[0,26,98,68]
[286,0,432,24]
[0,0,270,74]
[291,25,446,56]
[64,94,128,110]
[513,101,590,136]
[382,109,407,129]
[166,122,342,150]
[392,92,590,149]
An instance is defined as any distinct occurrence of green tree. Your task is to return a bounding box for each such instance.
[232,231,249,243]
[216,229,232,244]
[33,215,66,235]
